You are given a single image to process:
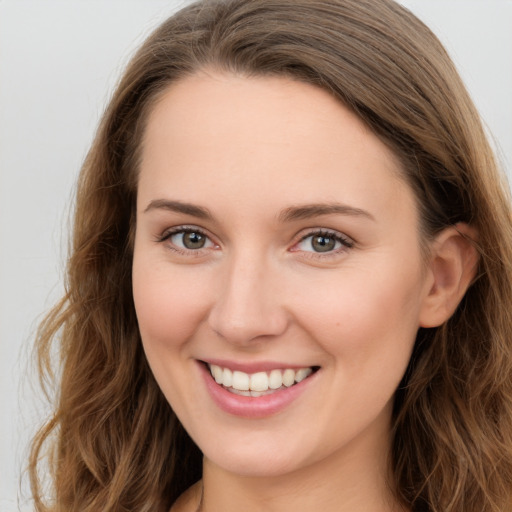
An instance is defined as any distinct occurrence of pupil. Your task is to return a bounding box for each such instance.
[183,232,205,249]
[312,235,335,252]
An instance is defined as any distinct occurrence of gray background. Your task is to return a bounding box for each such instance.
[1,1,511,509]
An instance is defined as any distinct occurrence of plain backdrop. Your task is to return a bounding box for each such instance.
[1,1,511,509]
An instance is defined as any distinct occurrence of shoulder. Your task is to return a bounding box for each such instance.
[169,480,202,512]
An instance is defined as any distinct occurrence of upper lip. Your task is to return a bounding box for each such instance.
[200,358,318,374]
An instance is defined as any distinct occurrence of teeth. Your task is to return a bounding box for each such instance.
[269,369,283,389]
[208,364,314,393]
[232,370,249,391]
[212,365,223,384]
[282,368,295,387]
[250,372,268,392]
[295,368,312,382]
[222,367,233,387]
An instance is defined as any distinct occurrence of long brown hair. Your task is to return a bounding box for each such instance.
[30,1,512,510]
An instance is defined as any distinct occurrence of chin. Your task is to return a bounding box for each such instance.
[200,433,317,478]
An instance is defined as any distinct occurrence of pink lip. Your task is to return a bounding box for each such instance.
[202,358,312,373]
[198,361,318,419]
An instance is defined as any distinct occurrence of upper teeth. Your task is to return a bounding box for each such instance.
[208,364,313,393]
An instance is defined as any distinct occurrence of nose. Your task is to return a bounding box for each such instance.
[207,252,289,346]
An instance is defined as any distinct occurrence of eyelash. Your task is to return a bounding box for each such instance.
[156,226,354,258]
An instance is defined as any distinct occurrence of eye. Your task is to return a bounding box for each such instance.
[171,230,212,250]
[293,230,353,254]
[159,227,216,252]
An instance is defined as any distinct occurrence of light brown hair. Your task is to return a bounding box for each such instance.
[30,1,512,511]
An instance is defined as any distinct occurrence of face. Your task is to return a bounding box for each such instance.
[132,71,433,478]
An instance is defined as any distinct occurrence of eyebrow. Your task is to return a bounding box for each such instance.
[278,203,375,222]
[144,199,213,219]
[144,199,374,223]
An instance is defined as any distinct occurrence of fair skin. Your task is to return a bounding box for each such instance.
[132,71,477,512]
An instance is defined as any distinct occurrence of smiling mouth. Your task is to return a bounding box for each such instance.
[206,363,319,397]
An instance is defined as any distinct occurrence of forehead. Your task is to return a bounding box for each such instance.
[138,71,414,224]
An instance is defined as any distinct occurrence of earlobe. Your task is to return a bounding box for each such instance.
[419,223,479,328]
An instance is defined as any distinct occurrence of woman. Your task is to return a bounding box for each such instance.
[29,0,512,511]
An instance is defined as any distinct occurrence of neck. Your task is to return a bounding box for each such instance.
[199,424,405,512]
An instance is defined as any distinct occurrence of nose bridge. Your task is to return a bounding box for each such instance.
[208,246,287,344]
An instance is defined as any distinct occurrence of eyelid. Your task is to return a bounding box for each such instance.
[157,224,206,241]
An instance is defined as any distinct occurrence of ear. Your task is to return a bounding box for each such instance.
[419,223,479,328]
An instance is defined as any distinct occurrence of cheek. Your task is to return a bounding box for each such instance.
[293,260,425,362]
[132,257,215,415]
[132,259,212,349]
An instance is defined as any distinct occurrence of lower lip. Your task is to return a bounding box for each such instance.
[198,363,317,419]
